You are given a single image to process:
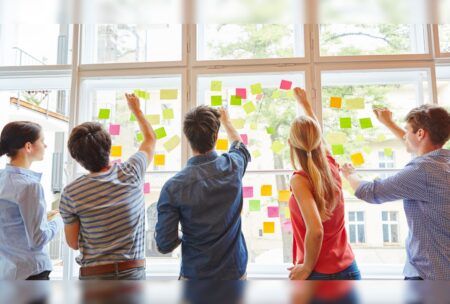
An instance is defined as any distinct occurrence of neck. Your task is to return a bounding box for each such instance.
[192,149,213,157]
[10,155,32,169]
[91,165,111,174]
[417,144,442,156]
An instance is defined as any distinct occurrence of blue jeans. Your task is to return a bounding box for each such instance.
[79,267,146,280]
[307,261,361,280]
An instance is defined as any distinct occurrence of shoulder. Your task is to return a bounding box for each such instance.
[63,175,88,194]
[290,173,311,190]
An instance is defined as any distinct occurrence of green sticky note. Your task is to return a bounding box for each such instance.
[345,97,365,110]
[271,89,281,99]
[250,83,263,95]
[249,200,261,211]
[146,114,160,125]
[154,127,167,140]
[142,91,150,100]
[98,109,110,120]
[359,118,373,129]
[339,117,352,129]
[133,89,141,96]
[160,89,178,100]
[210,81,222,92]
[271,140,284,154]
[243,102,256,114]
[136,132,144,142]
[211,95,222,106]
[285,90,294,98]
[230,95,242,106]
[331,144,344,155]
[266,126,274,135]
[384,148,393,157]
[162,108,174,120]
[164,135,181,152]
[130,113,137,122]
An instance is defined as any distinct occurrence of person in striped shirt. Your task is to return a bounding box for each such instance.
[59,93,156,280]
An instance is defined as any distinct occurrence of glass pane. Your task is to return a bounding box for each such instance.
[357,211,364,221]
[349,211,355,222]
[319,24,427,56]
[349,225,356,243]
[197,24,304,60]
[391,224,399,243]
[197,72,305,171]
[390,211,397,221]
[357,224,365,243]
[0,24,72,66]
[434,66,450,150]
[321,69,431,173]
[382,224,389,242]
[81,24,182,64]
[438,24,450,53]
[382,211,388,221]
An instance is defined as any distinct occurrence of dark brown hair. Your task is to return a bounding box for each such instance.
[183,105,221,154]
[0,121,42,158]
[405,105,450,146]
[68,122,111,172]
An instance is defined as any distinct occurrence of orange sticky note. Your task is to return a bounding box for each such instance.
[261,185,273,196]
[350,153,365,166]
[263,222,275,234]
[330,97,342,109]
[154,154,166,166]
[278,190,291,202]
[111,146,122,157]
[216,139,229,151]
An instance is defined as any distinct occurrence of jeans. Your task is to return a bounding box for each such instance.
[26,271,51,280]
[79,267,146,280]
[307,261,361,280]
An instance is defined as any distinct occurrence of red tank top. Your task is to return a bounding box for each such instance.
[288,154,354,274]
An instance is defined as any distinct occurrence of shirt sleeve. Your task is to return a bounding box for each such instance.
[16,183,62,250]
[355,161,429,204]
[123,151,148,182]
[59,191,79,224]
[155,183,181,254]
[228,141,251,177]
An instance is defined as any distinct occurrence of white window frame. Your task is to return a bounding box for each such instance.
[348,211,366,245]
[382,211,400,245]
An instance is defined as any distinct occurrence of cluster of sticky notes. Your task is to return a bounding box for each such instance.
[329,96,365,110]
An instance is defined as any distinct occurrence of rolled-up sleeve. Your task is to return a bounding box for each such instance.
[155,183,181,254]
[228,141,251,177]
[355,161,428,204]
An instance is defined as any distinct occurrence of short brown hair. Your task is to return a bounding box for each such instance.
[405,105,450,146]
[68,122,111,172]
[183,105,221,154]
[0,121,41,158]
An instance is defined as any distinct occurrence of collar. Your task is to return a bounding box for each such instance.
[5,164,42,182]
[187,150,219,166]
[421,148,450,158]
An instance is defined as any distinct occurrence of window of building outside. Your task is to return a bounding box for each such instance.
[348,211,365,244]
[382,211,399,244]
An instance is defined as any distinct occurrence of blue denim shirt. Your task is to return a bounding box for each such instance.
[155,141,251,279]
[0,165,63,280]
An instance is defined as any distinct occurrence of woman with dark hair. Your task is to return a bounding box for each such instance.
[0,121,63,280]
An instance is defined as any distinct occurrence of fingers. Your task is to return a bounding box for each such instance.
[287,266,294,271]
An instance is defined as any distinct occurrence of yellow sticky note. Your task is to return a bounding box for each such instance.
[345,97,365,110]
[243,102,256,114]
[384,148,393,157]
[263,222,275,234]
[146,114,160,125]
[261,185,273,197]
[154,154,166,166]
[325,132,348,145]
[160,89,178,100]
[350,153,365,167]
[330,97,342,109]
[284,207,291,219]
[278,190,291,202]
[162,108,174,120]
[253,150,261,158]
[231,118,245,129]
[216,139,229,151]
[271,141,284,154]
[163,135,181,152]
[111,146,122,157]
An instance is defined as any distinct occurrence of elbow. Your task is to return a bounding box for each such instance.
[308,227,324,241]
[67,240,79,251]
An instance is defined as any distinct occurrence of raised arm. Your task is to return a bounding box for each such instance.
[373,107,406,142]
[218,107,241,143]
[293,87,320,129]
[125,93,157,165]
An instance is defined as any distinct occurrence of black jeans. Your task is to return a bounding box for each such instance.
[26,271,51,280]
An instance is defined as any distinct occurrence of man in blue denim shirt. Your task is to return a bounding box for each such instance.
[156,106,250,280]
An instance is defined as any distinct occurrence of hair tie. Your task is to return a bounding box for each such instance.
[306,151,312,158]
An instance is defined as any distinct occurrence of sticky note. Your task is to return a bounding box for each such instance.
[154,127,167,140]
[136,132,144,142]
[326,132,348,145]
[144,183,150,194]
[263,222,275,234]
[284,208,291,219]
[261,185,273,197]
[266,126,275,135]
[210,81,222,92]
[285,90,294,98]
[243,102,256,114]
[384,148,393,157]
[331,144,344,155]
[133,89,142,96]
[216,139,229,151]
[268,206,279,218]
[143,92,150,100]
[240,134,248,145]
[164,135,181,152]
[243,186,254,198]
[236,88,247,99]
[359,118,373,129]
[282,220,292,232]
[345,97,365,110]
[330,97,342,109]
[230,95,242,106]
[356,134,365,142]
[271,141,284,154]
[210,95,222,106]
[98,109,110,120]
[377,134,387,142]
[250,83,263,95]
[231,118,245,129]
[146,114,160,125]
[278,190,291,202]
[154,154,165,166]
[130,113,137,122]
[339,117,352,129]
[109,124,120,135]
[111,146,122,157]
[253,150,261,158]
[280,80,292,90]
[272,90,281,99]
[160,89,178,100]
[350,153,365,166]
[362,146,372,154]
[162,108,174,120]
[249,200,261,211]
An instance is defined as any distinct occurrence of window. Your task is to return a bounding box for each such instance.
[435,66,450,150]
[438,24,450,54]
[378,150,395,169]
[348,211,365,244]
[382,211,399,244]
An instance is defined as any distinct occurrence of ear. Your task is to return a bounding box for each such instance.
[416,128,426,141]
[24,142,33,152]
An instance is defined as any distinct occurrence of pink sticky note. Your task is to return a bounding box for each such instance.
[109,124,120,136]
[282,220,293,233]
[280,80,292,90]
[240,134,248,145]
[236,88,247,99]
[268,206,279,218]
[144,182,150,194]
[243,186,254,198]
[110,159,122,165]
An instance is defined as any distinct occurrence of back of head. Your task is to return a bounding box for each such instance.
[289,116,340,220]
[405,105,450,146]
[0,121,42,158]
[183,105,221,154]
[68,122,111,172]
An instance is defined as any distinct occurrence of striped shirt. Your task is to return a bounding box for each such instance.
[59,152,147,267]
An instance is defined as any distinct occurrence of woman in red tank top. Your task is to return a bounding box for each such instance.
[287,88,360,280]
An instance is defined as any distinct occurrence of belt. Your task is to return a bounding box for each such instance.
[80,259,145,277]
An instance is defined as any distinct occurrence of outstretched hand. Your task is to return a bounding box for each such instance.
[373,107,394,126]
[293,87,312,110]
[340,163,356,179]
[125,93,141,114]
[218,107,231,125]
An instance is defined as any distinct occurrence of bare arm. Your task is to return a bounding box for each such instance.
[341,163,365,191]
[64,220,80,250]
[373,107,406,142]
[218,107,241,143]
